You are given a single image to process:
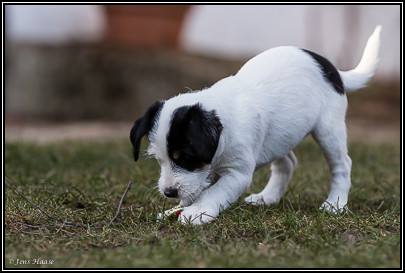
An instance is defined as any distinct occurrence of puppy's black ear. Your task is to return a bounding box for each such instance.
[168,103,223,170]
[130,101,165,161]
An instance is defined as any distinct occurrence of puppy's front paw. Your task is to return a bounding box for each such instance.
[245,193,265,205]
[178,205,217,225]
[245,193,279,206]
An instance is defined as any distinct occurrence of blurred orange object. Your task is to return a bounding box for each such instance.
[105,5,191,49]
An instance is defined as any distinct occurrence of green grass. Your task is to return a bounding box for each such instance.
[4,139,400,268]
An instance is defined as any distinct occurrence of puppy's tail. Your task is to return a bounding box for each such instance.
[339,25,382,92]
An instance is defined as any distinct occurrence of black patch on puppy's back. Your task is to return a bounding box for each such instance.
[167,104,223,172]
[301,49,344,95]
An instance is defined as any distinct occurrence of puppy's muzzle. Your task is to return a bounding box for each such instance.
[163,187,178,198]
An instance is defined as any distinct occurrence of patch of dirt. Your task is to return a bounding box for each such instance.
[4,117,399,144]
[5,121,132,143]
[346,118,400,143]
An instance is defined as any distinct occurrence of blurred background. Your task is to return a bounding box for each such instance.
[4,4,400,142]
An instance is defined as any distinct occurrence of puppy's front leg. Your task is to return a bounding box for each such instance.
[179,169,253,225]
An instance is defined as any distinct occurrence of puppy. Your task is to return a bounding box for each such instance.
[130,26,382,225]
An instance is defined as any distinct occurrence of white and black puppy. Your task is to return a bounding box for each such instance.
[130,26,382,225]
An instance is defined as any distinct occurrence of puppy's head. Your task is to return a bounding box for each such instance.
[130,101,223,206]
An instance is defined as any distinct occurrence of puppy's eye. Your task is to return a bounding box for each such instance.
[172,150,180,160]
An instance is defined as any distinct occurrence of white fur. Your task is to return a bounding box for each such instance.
[148,26,381,225]
[340,25,382,91]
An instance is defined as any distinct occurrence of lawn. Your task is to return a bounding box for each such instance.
[4,138,401,268]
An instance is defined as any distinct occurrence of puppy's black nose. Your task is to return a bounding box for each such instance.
[163,187,178,198]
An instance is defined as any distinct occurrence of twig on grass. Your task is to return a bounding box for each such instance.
[107,181,132,227]
[5,176,86,230]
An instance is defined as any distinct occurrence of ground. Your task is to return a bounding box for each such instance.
[4,79,401,269]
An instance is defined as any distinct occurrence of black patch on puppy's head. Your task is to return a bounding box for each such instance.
[130,100,165,161]
[301,49,344,95]
[167,104,223,171]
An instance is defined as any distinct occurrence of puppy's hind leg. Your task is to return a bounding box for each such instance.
[313,121,352,213]
[245,151,297,205]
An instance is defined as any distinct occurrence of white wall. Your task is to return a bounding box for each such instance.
[5,5,106,44]
[181,5,400,78]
